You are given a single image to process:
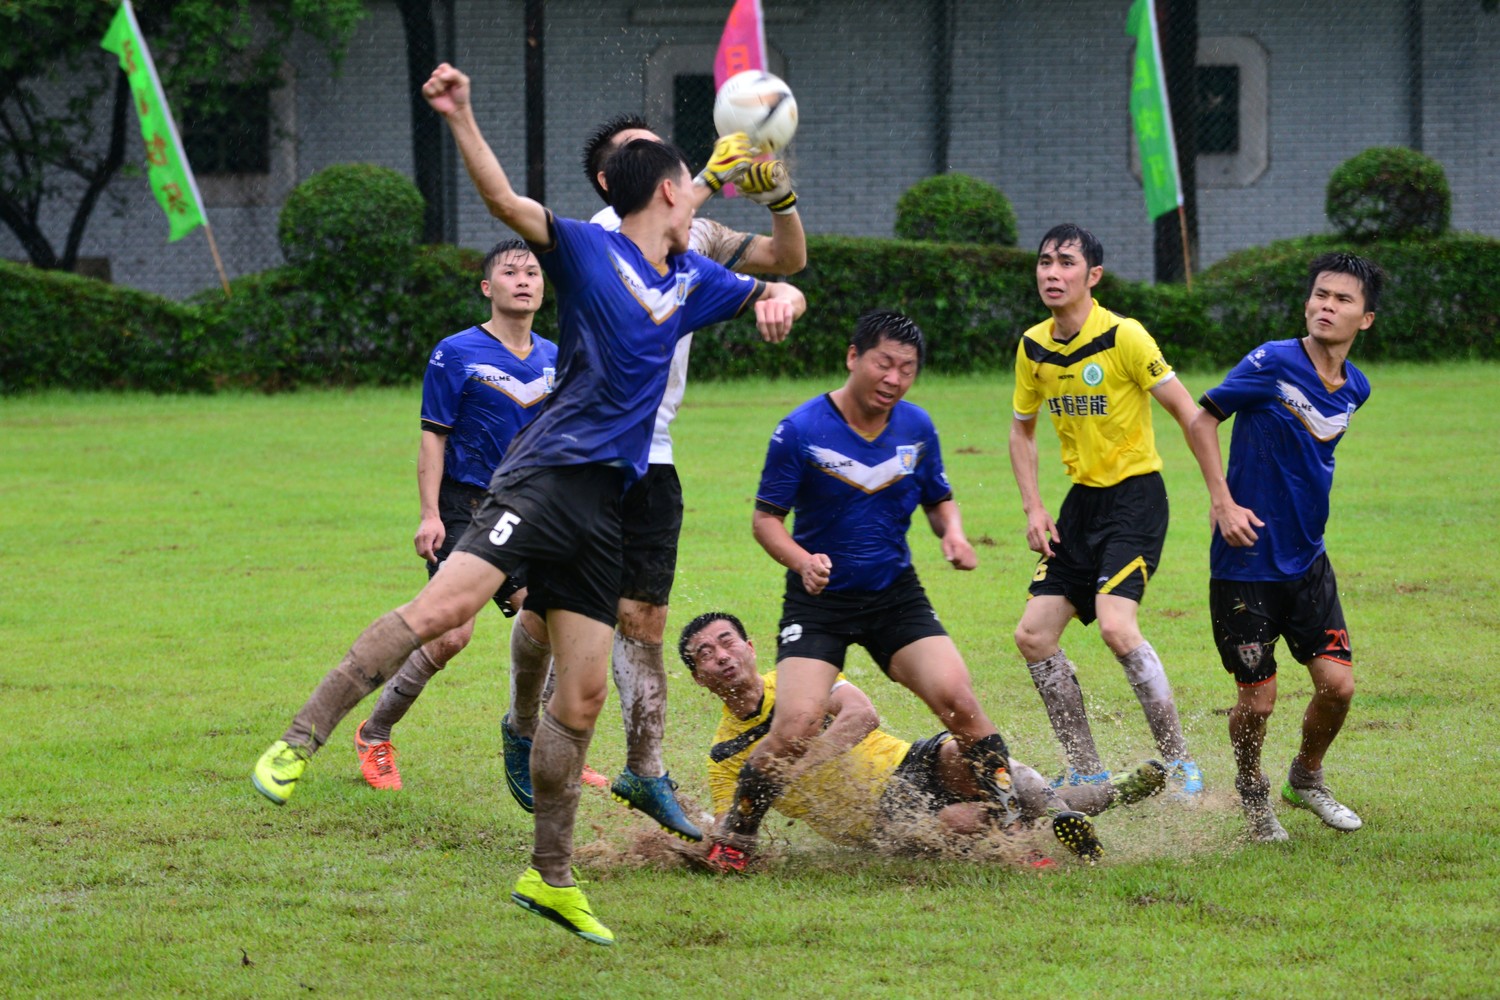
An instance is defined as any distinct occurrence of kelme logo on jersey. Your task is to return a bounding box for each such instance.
[779,624,803,644]
[897,445,917,474]
[543,367,556,393]
[1082,362,1104,386]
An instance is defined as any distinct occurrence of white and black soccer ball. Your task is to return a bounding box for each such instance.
[712,70,799,154]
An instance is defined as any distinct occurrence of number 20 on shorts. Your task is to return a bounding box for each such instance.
[489,511,522,546]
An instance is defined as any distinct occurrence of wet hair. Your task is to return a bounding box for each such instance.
[678,611,750,673]
[1307,251,1384,312]
[1037,222,1104,269]
[604,138,692,218]
[850,309,926,370]
[581,113,655,203]
[481,238,533,281]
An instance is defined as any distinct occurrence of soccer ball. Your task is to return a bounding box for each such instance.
[713,70,799,153]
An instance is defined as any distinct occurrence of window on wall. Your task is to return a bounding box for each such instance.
[1129,36,1267,188]
[1196,65,1240,155]
[181,83,272,175]
[673,73,717,172]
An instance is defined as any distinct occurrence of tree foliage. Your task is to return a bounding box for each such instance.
[0,0,364,270]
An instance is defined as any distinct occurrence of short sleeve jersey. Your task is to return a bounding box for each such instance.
[1012,300,1175,487]
[756,395,954,593]
[706,671,911,848]
[419,327,559,488]
[497,214,763,484]
[1200,339,1371,581]
[592,205,761,465]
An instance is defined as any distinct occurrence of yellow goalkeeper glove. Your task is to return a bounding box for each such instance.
[739,160,798,215]
[695,133,753,193]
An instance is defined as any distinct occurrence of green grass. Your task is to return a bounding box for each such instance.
[2,365,1498,997]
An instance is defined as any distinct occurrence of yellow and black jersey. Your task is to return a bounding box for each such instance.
[1012,299,1175,487]
[706,671,911,848]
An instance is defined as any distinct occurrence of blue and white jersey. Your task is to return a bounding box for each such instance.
[756,394,954,593]
[1200,339,1371,581]
[499,214,763,484]
[420,327,559,488]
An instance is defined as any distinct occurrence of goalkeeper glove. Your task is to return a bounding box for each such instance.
[739,160,798,214]
[695,133,753,193]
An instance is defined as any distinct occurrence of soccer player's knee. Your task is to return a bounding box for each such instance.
[1317,670,1355,706]
[427,621,474,666]
[1098,619,1143,656]
[617,601,668,643]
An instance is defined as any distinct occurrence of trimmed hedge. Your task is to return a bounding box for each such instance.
[0,260,212,393]
[1326,146,1451,242]
[1199,233,1500,361]
[894,173,1019,247]
[277,163,425,280]
[3,231,1497,394]
[688,236,1214,379]
[195,243,540,390]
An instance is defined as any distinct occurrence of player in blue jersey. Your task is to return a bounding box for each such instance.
[496,114,808,838]
[350,238,557,792]
[704,310,1104,872]
[1187,252,1381,843]
[252,63,805,946]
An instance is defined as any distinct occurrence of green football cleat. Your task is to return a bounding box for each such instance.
[1112,759,1168,805]
[511,868,615,945]
[252,740,311,805]
[1283,780,1363,831]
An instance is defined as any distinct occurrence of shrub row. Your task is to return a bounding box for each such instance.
[3,231,1496,394]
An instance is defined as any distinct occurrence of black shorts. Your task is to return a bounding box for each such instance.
[1209,553,1352,686]
[430,477,524,615]
[618,463,684,606]
[1028,472,1169,624]
[452,464,627,627]
[774,567,948,675]
[879,733,966,821]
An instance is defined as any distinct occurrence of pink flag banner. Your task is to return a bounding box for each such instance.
[714,0,766,88]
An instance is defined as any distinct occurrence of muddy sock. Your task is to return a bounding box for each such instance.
[1026,651,1105,774]
[613,632,667,778]
[362,645,442,744]
[283,611,421,751]
[1117,641,1188,762]
[530,711,592,885]
[507,619,551,739]
[1010,760,1069,821]
[1288,758,1323,790]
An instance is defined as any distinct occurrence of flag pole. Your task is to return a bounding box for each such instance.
[1177,205,1192,290]
[203,222,231,297]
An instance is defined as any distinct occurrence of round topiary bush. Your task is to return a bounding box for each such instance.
[278,163,425,278]
[895,173,1018,246]
[1325,147,1450,241]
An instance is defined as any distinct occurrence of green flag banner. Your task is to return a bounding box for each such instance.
[1126,0,1183,220]
[101,0,206,242]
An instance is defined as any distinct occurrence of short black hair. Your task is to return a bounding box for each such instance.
[678,611,750,673]
[581,113,655,203]
[850,309,926,370]
[605,138,691,219]
[481,238,533,281]
[1307,251,1384,313]
[1037,222,1104,269]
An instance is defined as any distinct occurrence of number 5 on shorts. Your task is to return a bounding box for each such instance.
[489,511,522,546]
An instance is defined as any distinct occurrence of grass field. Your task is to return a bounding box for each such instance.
[2,365,1497,997]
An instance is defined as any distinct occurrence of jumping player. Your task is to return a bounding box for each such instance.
[1008,223,1204,794]
[682,612,1167,855]
[707,310,1104,872]
[251,63,805,946]
[352,239,556,791]
[500,115,806,842]
[1187,252,1380,842]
